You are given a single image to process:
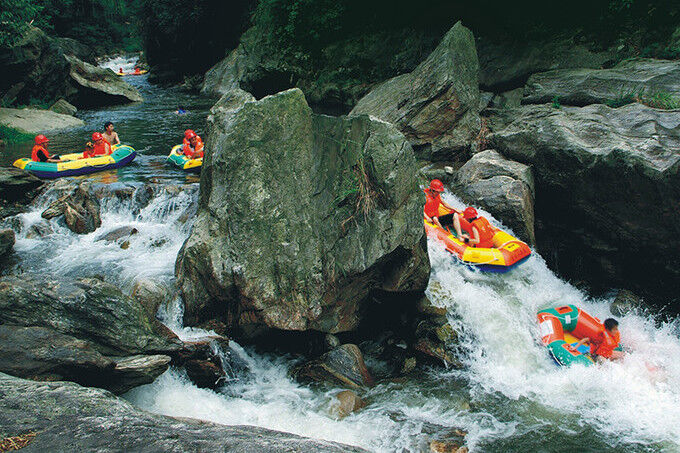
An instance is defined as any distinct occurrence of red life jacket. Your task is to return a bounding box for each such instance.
[590,329,620,358]
[423,189,442,218]
[183,137,204,158]
[470,217,495,248]
[84,140,112,158]
[31,145,49,162]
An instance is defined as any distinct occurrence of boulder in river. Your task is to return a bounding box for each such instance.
[489,103,680,299]
[110,355,172,394]
[610,289,643,317]
[331,390,366,419]
[42,181,101,234]
[522,58,680,106]
[64,54,143,107]
[0,228,15,258]
[293,344,374,389]
[0,107,84,134]
[0,167,44,219]
[48,98,77,116]
[453,150,535,245]
[350,22,480,162]
[131,278,169,319]
[0,373,367,452]
[177,88,429,336]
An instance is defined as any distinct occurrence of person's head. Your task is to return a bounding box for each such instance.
[34,134,49,146]
[604,318,619,333]
[104,121,114,132]
[85,142,94,150]
[92,132,103,142]
[184,129,197,140]
[189,135,199,146]
[463,206,478,221]
[429,179,444,193]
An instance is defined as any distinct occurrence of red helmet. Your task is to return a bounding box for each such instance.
[184,129,197,139]
[463,207,478,220]
[92,132,103,141]
[34,134,49,145]
[429,179,445,192]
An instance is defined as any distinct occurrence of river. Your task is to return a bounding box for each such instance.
[5,57,680,452]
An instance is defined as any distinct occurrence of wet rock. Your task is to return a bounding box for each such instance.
[0,229,15,258]
[64,54,143,107]
[177,88,429,336]
[0,107,84,133]
[454,150,535,245]
[294,344,374,389]
[41,181,101,234]
[413,317,461,368]
[95,225,138,249]
[488,88,523,110]
[25,220,53,238]
[0,373,367,452]
[400,357,417,375]
[0,167,43,210]
[351,22,480,162]
[48,98,77,116]
[416,295,448,317]
[430,440,467,453]
[0,275,182,357]
[489,103,680,299]
[131,278,169,319]
[610,289,643,317]
[522,59,680,106]
[331,390,366,419]
[325,334,341,350]
[110,355,171,394]
[184,358,225,389]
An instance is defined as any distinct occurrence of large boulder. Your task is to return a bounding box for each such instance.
[49,98,77,116]
[41,181,101,234]
[0,167,44,218]
[177,88,429,337]
[489,103,680,298]
[0,373,366,452]
[477,35,615,92]
[63,54,143,107]
[350,22,480,162]
[293,344,374,389]
[0,228,15,258]
[453,150,535,245]
[0,275,182,356]
[522,59,680,106]
[0,107,84,133]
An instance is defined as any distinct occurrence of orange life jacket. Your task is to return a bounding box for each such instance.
[590,329,620,358]
[470,217,495,248]
[183,137,204,158]
[84,140,112,158]
[31,145,49,162]
[423,189,442,219]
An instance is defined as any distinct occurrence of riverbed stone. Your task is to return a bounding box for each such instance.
[0,229,15,258]
[110,355,172,394]
[331,390,366,419]
[0,372,367,452]
[294,344,374,389]
[351,22,480,161]
[41,181,101,234]
[177,88,429,336]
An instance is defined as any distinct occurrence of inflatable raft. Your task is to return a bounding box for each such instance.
[424,205,531,272]
[537,304,622,366]
[13,145,136,179]
[167,144,201,172]
[116,69,148,76]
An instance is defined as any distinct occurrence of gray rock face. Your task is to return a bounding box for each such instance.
[49,98,77,116]
[64,54,143,107]
[41,181,101,234]
[523,59,680,106]
[477,35,615,91]
[350,22,480,162]
[0,373,367,452]
[0,228,15,257]
[489,103,680,297]
[110,355,172,394]
[294,344,374,388]
[0,167,44,219]
[177,88,429,336]
[454,150,535,245]
[131,278,169,319]
[0,275,182,356]
[0,107,84,134]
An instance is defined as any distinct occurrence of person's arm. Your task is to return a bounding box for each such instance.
[468,226,481,245]
[574,337,590,347]
[440,200,457,212]
[113,132,120,145]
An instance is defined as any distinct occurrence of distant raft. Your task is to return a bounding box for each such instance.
[537,304,622,367]
[167,144,201,173]
[13,145,136,179]
[424,205,531,273]
[116,69,148,76]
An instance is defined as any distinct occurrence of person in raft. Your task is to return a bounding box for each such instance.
[182,129,204,159]
[118,67,124,74]
[102,121,120,145]
[134,66,141,74]
[31,135,62,163]
[424,179,458,229]
[575,318,623,362]
[83,132,112,158]
[454,207,495,248]
[175,106,187,115]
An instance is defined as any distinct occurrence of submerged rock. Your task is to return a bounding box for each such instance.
[351,22,480,162]
[454,150,535,245]
[490,103,680,298]
[331,390,366,419]
[0,373,367,452]
[177,88,429,336]
[42,181,101,234]
[293,344,374,389]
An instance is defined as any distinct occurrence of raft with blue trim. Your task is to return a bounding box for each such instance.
[13,145,136,179]
[537,304,622,366]
[424,205,531,273]
[167,144,201,173]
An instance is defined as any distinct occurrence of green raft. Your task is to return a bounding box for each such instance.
[167,144,201,173]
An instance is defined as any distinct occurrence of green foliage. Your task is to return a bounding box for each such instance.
[0,0,44,48]
[551,96,561,109]
[606,90,638,108]
[0,124,34,144]
[640,91,680,110]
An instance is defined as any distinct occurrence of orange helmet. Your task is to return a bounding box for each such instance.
[34,134,49,145]
[184,129,197,139]
[92,132,103,141]
[429,179,445,192]
[463,207,478,220]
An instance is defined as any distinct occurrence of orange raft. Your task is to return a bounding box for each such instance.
[424,205,531,273]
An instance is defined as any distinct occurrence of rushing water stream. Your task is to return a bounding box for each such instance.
[5,57,680,452]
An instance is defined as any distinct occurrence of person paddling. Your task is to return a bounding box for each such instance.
[83,132,112,158]
[575,318,623,362]
[182,129,204,159]
[31,135,61,163]
[423,179,458,230]
[102,121,120,145]
[455,207,495,248]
